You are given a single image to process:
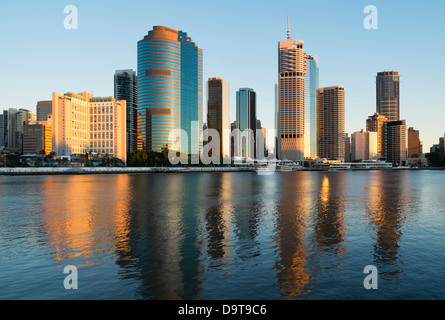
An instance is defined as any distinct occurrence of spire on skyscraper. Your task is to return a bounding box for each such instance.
[287,16,292,40]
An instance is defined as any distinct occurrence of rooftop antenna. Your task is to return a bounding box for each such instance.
[287,15,292,40]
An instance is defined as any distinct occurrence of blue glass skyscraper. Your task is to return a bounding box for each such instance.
[236,88,257,159]
[304,55,319,158]
[137,26,203,154]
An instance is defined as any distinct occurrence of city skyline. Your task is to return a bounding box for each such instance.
[0,1,444,150]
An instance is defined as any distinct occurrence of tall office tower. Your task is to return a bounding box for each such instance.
[7,109,35,153]
[236,88,257,159]
[351,129,378,161]
[407,127,422,158]
[316,86,345,160]
[277,29,306,163]
[344,133,351,162]
[366,112,388,159]
[376,71,400,121]
[138,26,203,154]
[52,91,92,157]
[114,69,138,153]
[304,55,319,158]
[207,77,230,158]
[382,120,408,166]
[89,97,127,162]
[36,100,53,122]
[22,121,52,155]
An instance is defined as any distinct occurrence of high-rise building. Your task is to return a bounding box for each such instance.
[22,121,52,155]
[89,97,127,162]
[236,88,257,159]
[52,92,92,157]
[277,30,306,163]
[351,129,378,161]
[114,70,138,153]
[52,91,127,162]
[304,55,319,158]
[316,86,345,160]
[206,77,230,158]
[137,26,203,154]
[366,112,388,159]
[376,71,400,122]
[6,109,36,153]
[382,120,408,166]
[407,127,422,158]
[36,100,53,122]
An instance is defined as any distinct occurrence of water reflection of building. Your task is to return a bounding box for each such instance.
[41,176,96,264]
[231,173,262,260]
[314,174,347,253]
[130,174,186,299]
[367,172,409,278]
[274,172,311,298]
[203,173,233,263]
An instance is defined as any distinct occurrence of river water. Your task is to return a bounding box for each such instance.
[0,171,444,300]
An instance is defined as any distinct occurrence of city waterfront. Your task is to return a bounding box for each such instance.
[1,171,444,300]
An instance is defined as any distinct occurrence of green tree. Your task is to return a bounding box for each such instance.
[427,152,445,167]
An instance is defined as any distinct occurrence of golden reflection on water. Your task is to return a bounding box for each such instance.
[314,174,347,254]
[41,176,95,264]
[366,171,410,274]
[275,172,312,299]
[203,173,233,266]
[33,171,417,299]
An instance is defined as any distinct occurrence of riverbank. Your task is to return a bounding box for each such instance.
[0,166,255,175]
[1,166,443,176]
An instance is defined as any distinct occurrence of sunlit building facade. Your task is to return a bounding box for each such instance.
[137,26,203,154]
[207,77,230,158]
[52,92,92,157]
[366,112,388,159]
[277,38,306,163]
[351,129,378,161]
[316,86,345,160]
[89,97,127,163]
[407,127,422,158]
[52,91,127,162]
[22,121,52,155]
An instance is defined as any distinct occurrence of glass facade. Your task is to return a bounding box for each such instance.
[114,70,138,153]
[236,88,256,159]
[179,31,203,155]
[376,71,400,122]
[304,55,319,158]
[137,26,203,154]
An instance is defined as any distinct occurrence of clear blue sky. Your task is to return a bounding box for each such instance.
[0,0,444,150]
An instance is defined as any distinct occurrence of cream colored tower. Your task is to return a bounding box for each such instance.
[277,31,306,163]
